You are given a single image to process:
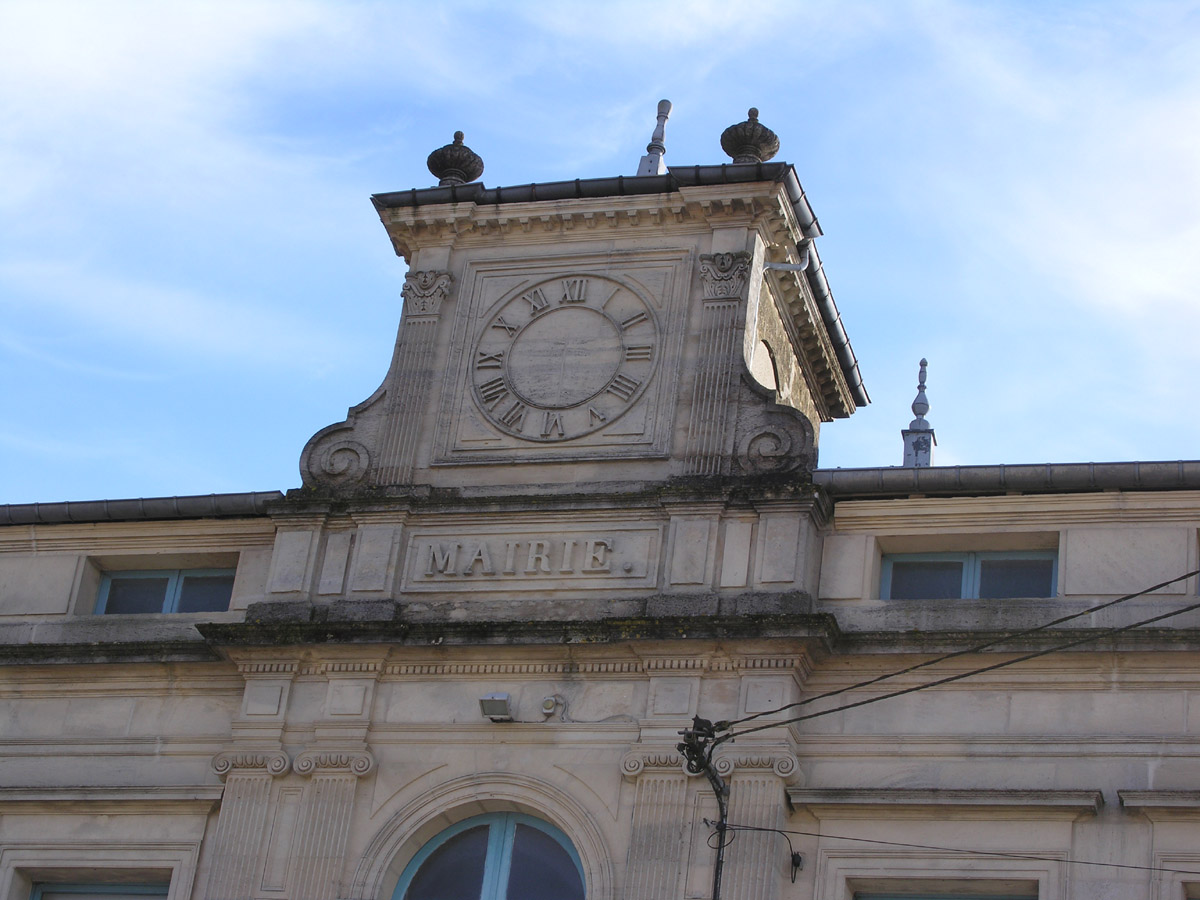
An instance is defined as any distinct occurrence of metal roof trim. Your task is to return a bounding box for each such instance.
[0,491,284,526]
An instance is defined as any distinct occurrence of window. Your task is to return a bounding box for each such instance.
[96,569,235,614]
[882,552,1056,600]
[394,812,584,900]
[32,886,169,900]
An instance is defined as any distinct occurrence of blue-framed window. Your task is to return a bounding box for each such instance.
[393,812,584,900]
[881,552,1057,600]
[96,569,235,615]
[31,885,169,900]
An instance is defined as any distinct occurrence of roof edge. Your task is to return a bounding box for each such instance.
[0,491,285,526]
[814,461,1200,498]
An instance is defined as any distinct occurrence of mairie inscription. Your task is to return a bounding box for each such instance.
[402,526,661,592]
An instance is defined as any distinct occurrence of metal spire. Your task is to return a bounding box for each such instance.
[902,358,936,467]
[636,100,672,176]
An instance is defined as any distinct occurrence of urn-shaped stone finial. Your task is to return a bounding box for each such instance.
[720,108,780,164]
[427,131,484,187]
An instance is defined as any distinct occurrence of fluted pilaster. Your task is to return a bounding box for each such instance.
[288,750,377,900]
[205,751,291,900]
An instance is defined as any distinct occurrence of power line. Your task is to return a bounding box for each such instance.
[722,593,1200,741]
[720,823,1200,877]
[721,568,1200,732]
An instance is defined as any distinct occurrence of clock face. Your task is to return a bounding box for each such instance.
[470,275,659,442]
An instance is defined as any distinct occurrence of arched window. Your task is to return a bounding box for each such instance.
[393,812,585,900]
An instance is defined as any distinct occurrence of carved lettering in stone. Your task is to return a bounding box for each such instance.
[405,527,658,591]
[560,277,589,303]
[470,274,659,442]
[401,270,453,316]
[699,252,751,300]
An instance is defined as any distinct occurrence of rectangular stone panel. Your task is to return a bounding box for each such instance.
[669,519,712,586]
[720,519,754,588]
[1064,527,1190,595]
[317,531,353,595]
[267,531,313,594]
[349,524,400,592]
[401,523,661,592]
[757,514,801,584]
[0,555,78,615]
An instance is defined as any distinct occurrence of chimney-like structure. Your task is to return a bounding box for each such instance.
[902,358,935,467]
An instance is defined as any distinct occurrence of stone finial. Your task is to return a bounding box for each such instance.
[720,107,780,164]
[910,358,931,430]
[426,131,484,187]
[636,99,673,176]
[902,358,936,467]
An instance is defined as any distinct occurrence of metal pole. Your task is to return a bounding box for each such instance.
[678,716,731,900]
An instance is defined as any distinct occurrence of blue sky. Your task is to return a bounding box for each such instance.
[2,1,1199,504]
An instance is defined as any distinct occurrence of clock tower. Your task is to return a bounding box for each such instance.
[299,107,866,495]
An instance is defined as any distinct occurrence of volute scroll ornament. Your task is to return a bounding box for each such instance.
[620,748,697,781]
[294,749,377,778]
[211,750,291,779]
[711,751,804,785]
[734,377,816,475]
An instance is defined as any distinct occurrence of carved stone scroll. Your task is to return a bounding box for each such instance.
[733,377,816,475]
[205,751,291,900]
[287,750,377,900]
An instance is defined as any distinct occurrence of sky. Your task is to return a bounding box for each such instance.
[2,0,1199,504]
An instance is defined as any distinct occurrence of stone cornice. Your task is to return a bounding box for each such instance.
[1118,790,1200,810]
[200,611,839,651]
[787,788,1103,815]
[0,784,225,814]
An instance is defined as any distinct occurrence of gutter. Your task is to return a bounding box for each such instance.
[0,491,284,526]
[814,461,1200,499]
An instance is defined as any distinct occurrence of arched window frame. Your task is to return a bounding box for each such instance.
[392,811,584,900]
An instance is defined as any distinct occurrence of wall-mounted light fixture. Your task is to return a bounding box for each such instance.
[479,693,513,722]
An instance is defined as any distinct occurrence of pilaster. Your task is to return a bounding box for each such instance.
[621,748,693,900]
[372,269,453,485]
[714,750,801,900]
[289,750,377,900]
[205,751,292,900]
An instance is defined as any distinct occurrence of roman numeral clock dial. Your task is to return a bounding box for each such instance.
[471,275,659,442]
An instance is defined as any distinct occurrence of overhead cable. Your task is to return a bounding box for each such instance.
[722,592,1200,741]
[722,567,1200,732]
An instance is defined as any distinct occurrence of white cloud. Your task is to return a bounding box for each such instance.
[0,258,358,367]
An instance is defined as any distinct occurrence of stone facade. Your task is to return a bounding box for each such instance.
[3,149,1200,900]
